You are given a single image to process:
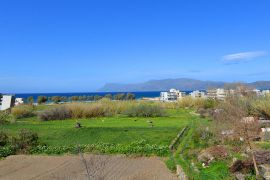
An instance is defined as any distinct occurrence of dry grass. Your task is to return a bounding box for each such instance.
[11,105,34,119]
[38,99,167,120]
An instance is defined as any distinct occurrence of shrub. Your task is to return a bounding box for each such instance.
[251,96,270,118]
[38,101,167,120]
[12,129,38,151]
[0,111,10,124]
[0,131,8,146]
[192,128,217,148]
[51,96,61,104]
[37,96,47,104]
[11,105,34,119]
[38,106,71,121]
[126,93,136,100]
[68,104,85,119]
[82,104,107,118]
[0,146,16,157]
[27,96,34,104]
[176,97,218,109]
[123,104,166,117]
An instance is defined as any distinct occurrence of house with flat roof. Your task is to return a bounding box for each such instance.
[15,98,24,106]
[207,88,226,100]
[160,89,185,101]
[190,90,206,98]
[0,94,15,111]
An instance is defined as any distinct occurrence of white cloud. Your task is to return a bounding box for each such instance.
[222,51,267,63]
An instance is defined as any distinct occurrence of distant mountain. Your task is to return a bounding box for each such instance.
[248,81,270,90]
[99,78,270,92]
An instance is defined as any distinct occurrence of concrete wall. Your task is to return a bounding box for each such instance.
[0,95,15,110]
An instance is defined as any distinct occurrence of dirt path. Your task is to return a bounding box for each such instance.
[0,154,178,180]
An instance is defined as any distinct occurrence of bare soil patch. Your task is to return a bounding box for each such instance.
[0,154,177,180]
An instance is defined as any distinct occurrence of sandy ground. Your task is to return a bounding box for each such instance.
[0,154,178,180]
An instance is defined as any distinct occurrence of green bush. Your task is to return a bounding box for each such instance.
[251,96,270,118]
[12,129,38,151]
[37,96,47,104]
[177,97,218,109]
[0,131,8,147]
[0,111,10,124]
[0,146,16,157]
[11,105,34,119]
[38,106,71,121]
[192,128,217,148]
[123,104,166,117]
[166,155,176,171]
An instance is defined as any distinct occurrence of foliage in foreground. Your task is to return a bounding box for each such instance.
[0,131,9,146]
[31,140,169,156]
[0,129,39,157]
[251,95,270,119]
[0,111,11,124]
[0,146,16,158]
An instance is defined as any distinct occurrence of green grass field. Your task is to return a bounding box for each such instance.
[1,104,238,179]
[1,109,199,147]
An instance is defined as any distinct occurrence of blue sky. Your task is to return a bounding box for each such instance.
[0,0,270,93]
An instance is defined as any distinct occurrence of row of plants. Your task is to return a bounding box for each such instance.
[157,97,218,110]
[1,129,169,158]
[26,93,136,104]
[31,140,169,156]
[38,100,166,121]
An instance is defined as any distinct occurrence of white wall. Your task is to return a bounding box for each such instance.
[0,95,14,110]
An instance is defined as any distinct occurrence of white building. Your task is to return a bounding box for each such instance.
[262,90,270,96]
[15,98,24,106]
[160,89,185,101]
[207,88,226,100]
[0,95,15,111]
[252,89,262,96]
[190,90,206,98]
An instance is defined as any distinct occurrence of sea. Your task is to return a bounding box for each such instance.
[15,91,193,101]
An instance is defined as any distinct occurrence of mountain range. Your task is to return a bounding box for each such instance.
[99,78,270,92]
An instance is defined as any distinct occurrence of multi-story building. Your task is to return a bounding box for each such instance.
[207,88,226,100]
[15,98,24,106]
[190,90,206,98]
[262,90,270,96]
[0,94,15,111]
[252,89,262,96]
[160,89,185,101]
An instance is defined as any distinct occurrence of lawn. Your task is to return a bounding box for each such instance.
[1,108,199,147]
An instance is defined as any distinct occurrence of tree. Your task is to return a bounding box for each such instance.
[104,94,113,100]
[126,93,135,100]
[51,96,61,104]
[214,95,260,177]
[82,95,87,101]
[87,96,94,101]
[37,96,47,104]
[114,93,126,100]
[94,95,102,101]
[70,96,79,101]
[27,96,34,104]
[61,96,68,102]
